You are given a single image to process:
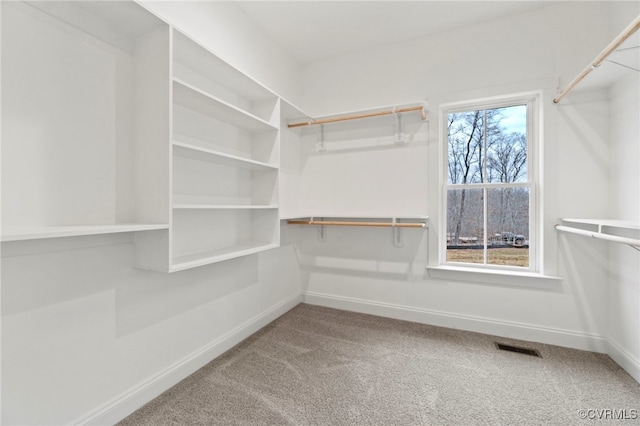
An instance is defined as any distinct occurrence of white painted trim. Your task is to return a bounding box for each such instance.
[72,292,303,426]
[438,91,543,273]
[607,338,640,384]
[303,291,609,352]
[426,265,562,289]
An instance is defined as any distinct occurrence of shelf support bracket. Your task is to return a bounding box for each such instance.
[313,217,327,242]
[393,107,406,144]
[392,218,404,247]
[315,124,326,152]
[605,59,640,73]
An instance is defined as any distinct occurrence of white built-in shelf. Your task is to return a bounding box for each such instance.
[560,218,640,230]
[172,29,276,105]
[1,224,169,242]
[172,78,277,133]
[172,194,275,207]
[172,141,277,170]
[556,218,640,249]
[171,242,280,272]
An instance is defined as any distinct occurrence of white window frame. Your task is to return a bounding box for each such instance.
[439,92,542,273]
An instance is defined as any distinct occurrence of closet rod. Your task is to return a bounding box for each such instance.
[553,15,640,103]
[287,220,426,228]
[555,225,640,248]
[287,105,426,128]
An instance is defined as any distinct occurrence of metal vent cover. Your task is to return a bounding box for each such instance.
[495,342,542,358]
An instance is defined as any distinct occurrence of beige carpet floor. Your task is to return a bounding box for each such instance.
[119,304,640,425]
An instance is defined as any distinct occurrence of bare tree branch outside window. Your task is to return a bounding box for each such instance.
[446,104,530,267]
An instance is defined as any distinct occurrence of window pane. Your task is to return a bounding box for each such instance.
[487,187,529,267]
[446,188,484,264]
[447,111,484,184]
[486,105,527,183]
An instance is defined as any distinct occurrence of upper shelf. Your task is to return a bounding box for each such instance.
[287,103,427,128]
[172,79,277,133]
[560,218,640,230]
[556,218,640,249]
[286,215,428,228]
[22,1,167,54]
[172,29,276,104]
[555,15,640,101]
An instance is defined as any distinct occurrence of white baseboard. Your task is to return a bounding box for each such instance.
[73,292,302,426]
[607,338,640,384]
[303,291,640,384]
[303,291,609,352]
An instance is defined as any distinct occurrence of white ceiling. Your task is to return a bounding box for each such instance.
[236,1,555,64]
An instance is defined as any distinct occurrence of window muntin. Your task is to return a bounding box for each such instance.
[443,96,537,271]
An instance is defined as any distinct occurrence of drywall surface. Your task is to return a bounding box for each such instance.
[141,1,301,105]
[607,74,640,378]
[1,235,300,425]
[290,2,631,358]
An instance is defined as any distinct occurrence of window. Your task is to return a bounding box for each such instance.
[441,93,539,271]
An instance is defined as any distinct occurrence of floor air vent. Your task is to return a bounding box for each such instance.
[495,342,542,358]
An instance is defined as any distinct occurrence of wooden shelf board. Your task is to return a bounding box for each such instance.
[283,215,428,228]
[172,141,278,170]
[172,78,276,133]
[283,214,429,221]
[170,242,280,272]
[1,224,169,242]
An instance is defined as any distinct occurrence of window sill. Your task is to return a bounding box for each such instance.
[426,265,563,290]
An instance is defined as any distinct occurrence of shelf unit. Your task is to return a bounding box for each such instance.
[1,2,170,246]
[2,2,282,271]
[166,29,281,272]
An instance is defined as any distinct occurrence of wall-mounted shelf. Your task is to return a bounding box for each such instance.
[171,242,280,272]
[286,216,428,247]
[1,224,169,242]
[555,218,640,250]
[172,141,278,171]
[173,78,276,133]
[172,29,277,117]
[554,15,640,102]
[1,1,170,254]
[287,104,427,128]
[287,217,427,228]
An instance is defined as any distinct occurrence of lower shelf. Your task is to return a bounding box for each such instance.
[170,242,280,272]
[1,224,169,242]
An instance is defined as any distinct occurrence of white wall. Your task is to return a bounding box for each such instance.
[607,73,640,380]
[2,235,301,425]
[289,1,638,378]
